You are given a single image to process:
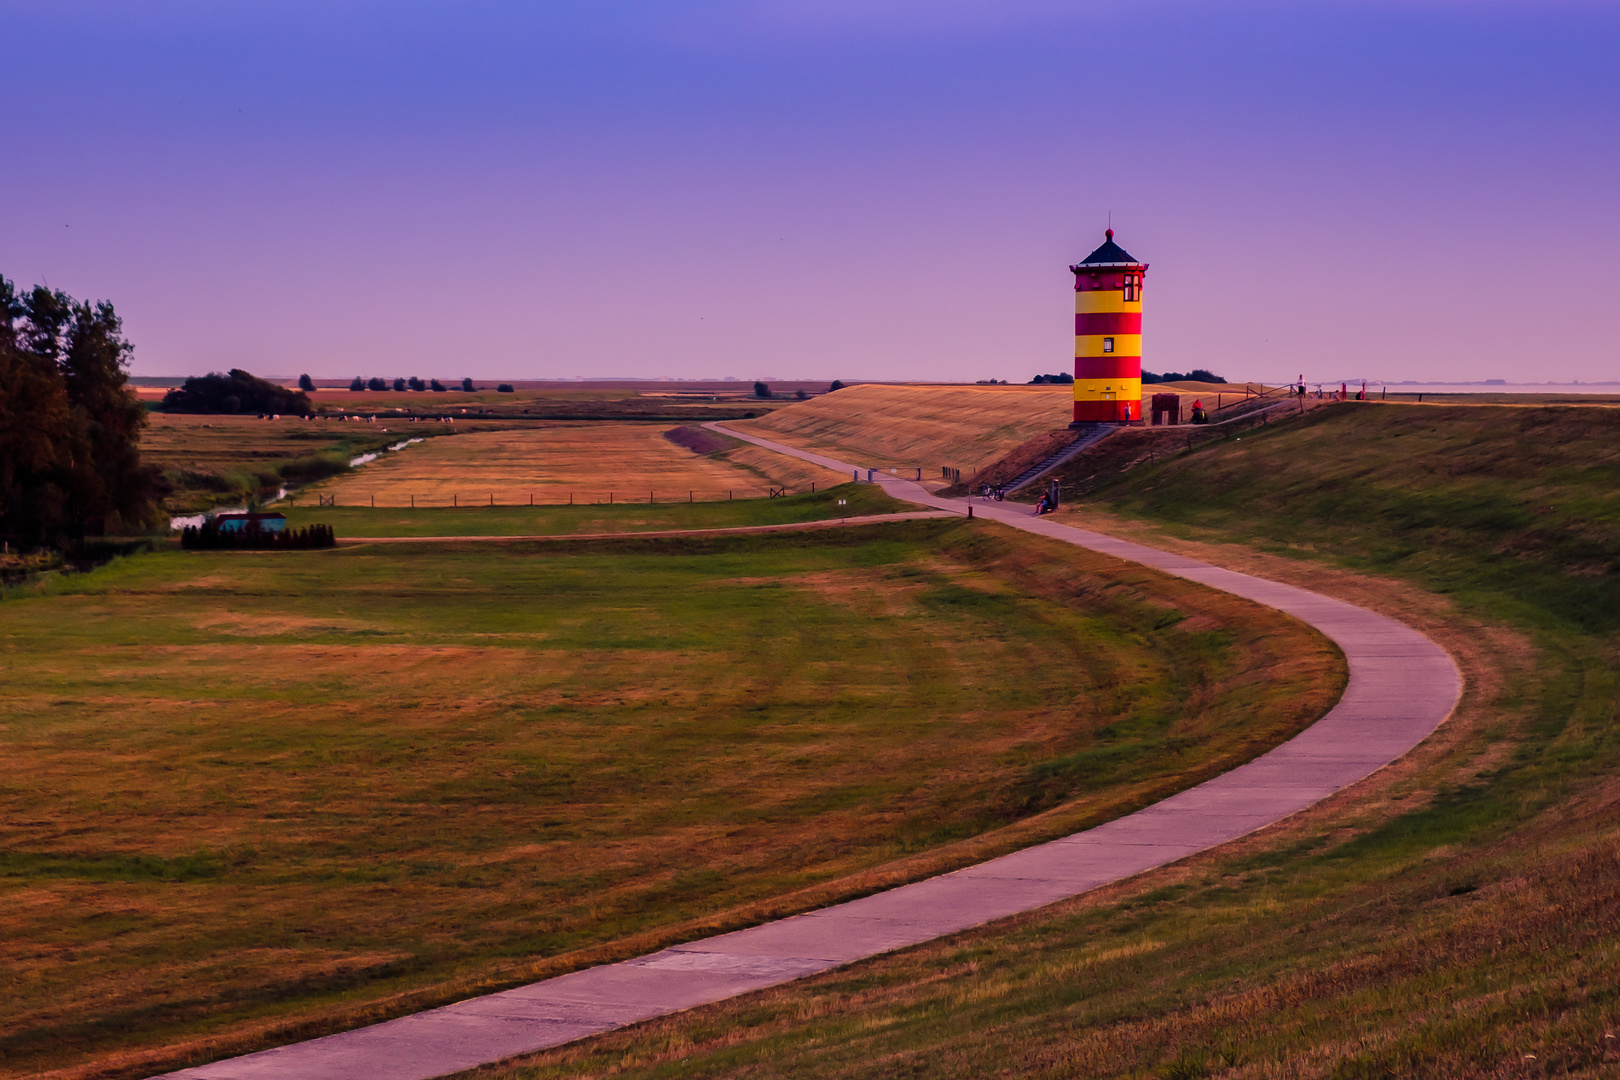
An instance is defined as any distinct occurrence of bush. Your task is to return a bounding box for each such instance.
[350,376,365,391]
[407,376,425,391]
[1028,373,1074,384]
[753,381,771,399]
[430,379,445,392]
[392,377,406,392]
[367,377,387,391]
[462,377,474,392]
[180,521,336,551]
[1143,369,1227,384]
[829,380,844,391]
[497,383,514,393]
[298,373,315,392]
[161,369,312,414]
[795,389,808,400]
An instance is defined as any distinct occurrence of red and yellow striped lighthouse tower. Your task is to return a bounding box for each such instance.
[1070,229,1147,426]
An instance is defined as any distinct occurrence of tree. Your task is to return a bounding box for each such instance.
[462,377,475,392]
[795,389,808,400]
[496,383,514,393]
[753,381,771,399]
[828,380,844,391]
[298,373,315,392]
[430,379,445,392]
[0,275,166,548]
[392,377,406,392]
[368,377,387,391]
[350,376,365,391]
[162,369,312,414]
[407,376,424,391]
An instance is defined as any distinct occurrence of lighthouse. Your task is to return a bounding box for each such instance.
[1070,229,1147,426]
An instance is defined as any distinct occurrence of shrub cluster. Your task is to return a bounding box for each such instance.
[180,522,336,550]
[161,369,312,414]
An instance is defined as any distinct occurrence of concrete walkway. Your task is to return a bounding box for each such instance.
[155,428,1461,1080]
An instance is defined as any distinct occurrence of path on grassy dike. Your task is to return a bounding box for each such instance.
[157,428,1462,1080]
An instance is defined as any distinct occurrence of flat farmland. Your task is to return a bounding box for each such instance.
[141,414,403,511]
[729,384,1074,475]
[280,484,909,537]
[0,520,1340,1079]
[301,423,849,507]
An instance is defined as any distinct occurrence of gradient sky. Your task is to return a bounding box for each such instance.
[3,0,1617,384]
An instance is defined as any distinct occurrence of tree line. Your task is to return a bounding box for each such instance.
[0,276,164,549]
[344,376,472,392]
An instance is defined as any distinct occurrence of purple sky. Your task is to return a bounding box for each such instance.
[4,1,1617,384]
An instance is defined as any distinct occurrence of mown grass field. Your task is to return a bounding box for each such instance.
[0,519,1340,1080]
[300,424,848,508]
[280,484,907,537]
[473,401,1620,1080]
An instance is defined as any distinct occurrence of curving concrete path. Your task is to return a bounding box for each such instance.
[155,427,1461,1080]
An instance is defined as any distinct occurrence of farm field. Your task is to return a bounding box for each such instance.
[484,402,1620,1080]
[139,413,414,512]
[0,520,1341,1079]
[280,484,907,537]
[299,423,849,508]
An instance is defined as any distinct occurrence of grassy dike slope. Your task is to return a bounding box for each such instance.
[0,519,1337,1079]
[473,402,1620,1080]
[730,385,1074,475]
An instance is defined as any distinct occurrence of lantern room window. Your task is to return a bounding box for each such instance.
[1123,274,1139,302]
[1103,337,1115,353]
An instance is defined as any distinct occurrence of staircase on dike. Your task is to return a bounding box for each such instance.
[1003,423,1117,492]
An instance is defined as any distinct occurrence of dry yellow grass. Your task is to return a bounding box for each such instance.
[728,385,1074,475]
[303,424,847,507]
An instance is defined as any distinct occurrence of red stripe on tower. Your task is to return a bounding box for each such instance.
[1074,356,1142,380]
[1075,312,1143,335]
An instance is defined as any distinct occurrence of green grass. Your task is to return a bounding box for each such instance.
[0,518,1336,1079]
[278,483,910,536]
[466,402,1620,1080]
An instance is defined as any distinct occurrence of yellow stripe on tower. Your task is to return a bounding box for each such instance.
[1075,334,1143,358]
[1075,290,1139,315]
[1073,378,1143,402]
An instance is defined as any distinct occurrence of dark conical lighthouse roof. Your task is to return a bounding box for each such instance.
[1073,228,1144,268]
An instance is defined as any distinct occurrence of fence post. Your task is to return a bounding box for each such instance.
[689,490,693,503]
[529,493,533,506]
[454,494,457,507]
[370,495,374,508]
[489,493,493,507]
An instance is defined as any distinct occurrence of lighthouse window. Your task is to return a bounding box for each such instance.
[1103,337,1115,353]
[1123,275,1139,302]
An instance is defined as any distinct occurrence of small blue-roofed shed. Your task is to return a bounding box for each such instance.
[215,512,287,533]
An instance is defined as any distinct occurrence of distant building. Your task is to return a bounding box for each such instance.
[1070,229,1147,426]
[214,512,287,534]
